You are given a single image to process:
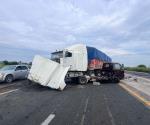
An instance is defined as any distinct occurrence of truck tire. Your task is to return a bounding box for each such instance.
[5,75,13,83]
[113,78,119,83]
[78,76,87,84]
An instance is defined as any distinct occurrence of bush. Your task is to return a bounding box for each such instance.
[3,60,9,65]
[0,61,19,69]
[9,61,18,65]
[0,63,5,68]
[137,64,147,68]
[125,66,150,73]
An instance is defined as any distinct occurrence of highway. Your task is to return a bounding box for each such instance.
[0,80,150,125]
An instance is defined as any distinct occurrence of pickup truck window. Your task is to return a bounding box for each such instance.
[113,64,121,70]
[104,64,110,68]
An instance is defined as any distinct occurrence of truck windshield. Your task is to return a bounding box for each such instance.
[51,51,63,63]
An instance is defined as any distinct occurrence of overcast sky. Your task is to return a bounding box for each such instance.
[0,0,150,66]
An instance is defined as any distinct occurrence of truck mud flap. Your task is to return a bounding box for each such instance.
[28,55,70,90]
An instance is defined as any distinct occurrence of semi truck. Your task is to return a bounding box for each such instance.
[28,44,124,90]
[51,44,124,84]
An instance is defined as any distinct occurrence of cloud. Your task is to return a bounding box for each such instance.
[0,43,49,61]
[0,21,33,35]
[0,0,150,66]
[101,48,134,56]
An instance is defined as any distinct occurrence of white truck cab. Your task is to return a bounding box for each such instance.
[51,44,88,71]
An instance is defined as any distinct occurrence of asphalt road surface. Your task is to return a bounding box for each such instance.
[126,71,150,79]
[0,80,150,125]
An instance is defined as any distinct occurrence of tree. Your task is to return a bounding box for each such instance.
[137,64,146,68]
[3,60,9,65]
[10,61,18,65]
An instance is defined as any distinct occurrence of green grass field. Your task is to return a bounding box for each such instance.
[0,63,5,69]
[125,67,150,73]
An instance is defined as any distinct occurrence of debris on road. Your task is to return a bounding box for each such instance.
[93,82,101,86]
[121,74,150,97]
[125,73,150,83]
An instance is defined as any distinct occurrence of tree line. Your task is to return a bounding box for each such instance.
[125,65,150,73]
[0,60,32,65]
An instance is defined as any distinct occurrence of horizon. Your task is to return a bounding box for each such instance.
[0,0,150,67]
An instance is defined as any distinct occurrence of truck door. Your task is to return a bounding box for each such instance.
[63,50,74,69]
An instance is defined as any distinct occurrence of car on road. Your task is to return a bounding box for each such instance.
[0,65,29,83]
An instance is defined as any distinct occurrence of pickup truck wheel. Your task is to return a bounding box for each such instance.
[5,75,13,83]
[78,76,87,84]
[113,78,119,83]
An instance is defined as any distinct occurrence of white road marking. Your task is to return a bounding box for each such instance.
[0,83,16,89]
[81,98,89,125]
[104,94,116,125]
[0,89,19,96]
[41,114,55,125]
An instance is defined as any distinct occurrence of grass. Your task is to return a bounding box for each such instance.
[125,67,150,73]
[0,63,5,69]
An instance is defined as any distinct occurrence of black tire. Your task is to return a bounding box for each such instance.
[78,76,87,84]
[5,75,13,83]
[112,78,119,83]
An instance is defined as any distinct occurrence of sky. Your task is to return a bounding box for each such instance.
[0,0,150,66]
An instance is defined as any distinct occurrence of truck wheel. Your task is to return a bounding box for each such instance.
[5,75,13,83]
[113,78,119,83]
[78,76,87,84]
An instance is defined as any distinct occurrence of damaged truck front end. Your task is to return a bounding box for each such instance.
[28,44,124,90]
[28,55,70,90]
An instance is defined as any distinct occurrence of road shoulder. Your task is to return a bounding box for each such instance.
[119,80,150,108]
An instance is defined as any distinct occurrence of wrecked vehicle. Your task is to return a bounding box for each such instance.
[28,56,69,90]
[28,44,124,90]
